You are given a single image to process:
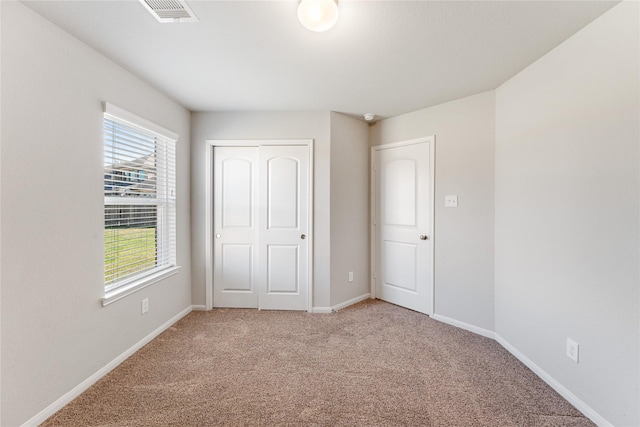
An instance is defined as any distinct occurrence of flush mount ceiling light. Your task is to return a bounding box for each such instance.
[297,0,339,32]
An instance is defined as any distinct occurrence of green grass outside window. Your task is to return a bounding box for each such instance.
[105,227,157,286]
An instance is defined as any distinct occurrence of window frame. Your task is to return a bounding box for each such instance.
[102,102,180,306]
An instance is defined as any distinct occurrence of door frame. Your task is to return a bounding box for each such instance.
[370,136,436,316]
[205,139,314,312]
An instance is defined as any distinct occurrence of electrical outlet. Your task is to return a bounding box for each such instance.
[141,298,149,314]
[348,272,354,282]
[566,338,579,363]
[445,195,458,208]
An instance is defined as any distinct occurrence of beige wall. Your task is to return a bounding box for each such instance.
[190,112,332,308]
[329,113,370,307]
[494,2,639,425]
[369,92,496,331]
[0,3,192,426]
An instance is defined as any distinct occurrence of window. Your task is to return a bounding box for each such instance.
[103,103,177,298]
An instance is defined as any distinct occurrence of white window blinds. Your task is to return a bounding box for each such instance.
[103,105,177,291]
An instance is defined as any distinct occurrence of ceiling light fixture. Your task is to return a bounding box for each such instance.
[297,0,339,32]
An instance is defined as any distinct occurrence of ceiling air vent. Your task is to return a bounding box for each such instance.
[139,0,199,23]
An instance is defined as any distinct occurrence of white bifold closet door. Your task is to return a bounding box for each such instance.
[213,145,309,311]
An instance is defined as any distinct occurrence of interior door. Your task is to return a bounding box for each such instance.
[258,145,309,310]
[213,146,259,308]
[373,140,433,315]
[213,144,309,311]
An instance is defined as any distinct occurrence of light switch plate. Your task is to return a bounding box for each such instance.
[566,338,579,363]
[445,195,458,208]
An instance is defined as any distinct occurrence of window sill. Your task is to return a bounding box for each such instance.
[102,266,181,307]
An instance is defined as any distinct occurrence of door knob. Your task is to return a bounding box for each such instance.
[301,234,306,239]
[419,235,428,240]
[215,233,221,239]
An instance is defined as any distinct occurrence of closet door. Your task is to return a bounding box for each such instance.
[257,145,309,310]
[213,144,310,310]
[213,146,259,308]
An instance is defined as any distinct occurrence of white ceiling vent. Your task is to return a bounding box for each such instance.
[139,0,198,23]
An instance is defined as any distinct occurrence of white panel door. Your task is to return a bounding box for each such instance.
[258,146,309,310]
[213,144,309,311]
[213,147,259,308]
[374,140,433,315]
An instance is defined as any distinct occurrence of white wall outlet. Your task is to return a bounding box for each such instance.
[445,195,458,208]
[566,338,579,363]
[348,271,354,282]
[141,298,149,314]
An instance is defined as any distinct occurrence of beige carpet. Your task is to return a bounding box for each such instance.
[42,300,593,426]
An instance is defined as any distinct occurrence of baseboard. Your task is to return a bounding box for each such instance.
[495,334,612,427]
[331,293,371,312]
[21,306,193,427]
[312,293,372,314]
[191,305,207,311]
[433,314,495,339]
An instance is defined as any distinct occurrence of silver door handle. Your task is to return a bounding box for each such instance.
[301,234,306,240]
[419,235,428,240]
[215,233,221,239]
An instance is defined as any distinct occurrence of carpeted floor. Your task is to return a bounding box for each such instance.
[42,300,594,426]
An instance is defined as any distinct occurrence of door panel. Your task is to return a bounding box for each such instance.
[259,146,309,310]
[220,244,253,292]
[374,140,433,315]
[267,157,299,229]
[266,245,299,293]
[213,147,259,308]
[221,159,254,228]
[384,159,416,226]
[383,241,417,292]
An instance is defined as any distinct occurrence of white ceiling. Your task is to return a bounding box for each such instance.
[24,0,618,119]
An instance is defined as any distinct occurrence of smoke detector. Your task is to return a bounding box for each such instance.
[363,113,376,122]
[139,0,198,23]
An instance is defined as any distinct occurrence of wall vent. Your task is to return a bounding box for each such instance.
[139,0,199,23]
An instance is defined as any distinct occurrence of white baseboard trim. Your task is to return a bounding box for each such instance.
[331,293,371,312]
[312,293,372,314]
[433,314,495,339]
[495,334,611,427]
[21,306,193,427]
[191,305,207,311]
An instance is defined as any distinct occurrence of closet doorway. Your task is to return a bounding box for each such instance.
[206,140,313,311]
